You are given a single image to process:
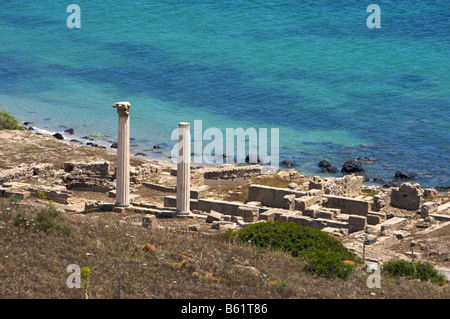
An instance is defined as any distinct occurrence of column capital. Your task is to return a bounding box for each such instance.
[113,102,131,117]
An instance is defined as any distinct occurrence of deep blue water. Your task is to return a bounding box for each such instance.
[0,1,449,187]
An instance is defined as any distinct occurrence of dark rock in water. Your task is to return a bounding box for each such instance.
[373,178,386,184]
[27,126,34,131]
[394,170,416,180]
[384,180,403,188]
[341,160,365,174]
[86,142,98,147]
[319,160,332,168]
[356,157,374,163]
[53,133,64,140]
[281,160,295,167]
[318,160,338,173]
[219,154,236,163]
[436,185,450,191]
[64,128,74,135]
[245,154,262,164]
[321,166,338,174]
[153,145,162,150]
[23,121,33,126]
[110,142,118,149]
[70,139,80,143]
[134,152,147,157]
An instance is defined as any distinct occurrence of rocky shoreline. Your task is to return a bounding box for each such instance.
[18,120,450,191]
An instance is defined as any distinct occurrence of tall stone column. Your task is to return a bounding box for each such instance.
[176,122,191,214]
[113,102,131,207]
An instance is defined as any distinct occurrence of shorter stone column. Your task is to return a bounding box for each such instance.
[176,122,191,214]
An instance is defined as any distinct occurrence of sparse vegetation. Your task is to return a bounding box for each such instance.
[1,198,449,298]
[12,199,72,236]
[0,110,24,130]
[226,221,362,279]
[382,259,447,286]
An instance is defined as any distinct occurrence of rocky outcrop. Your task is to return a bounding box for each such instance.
[281,160,295,168]
[341,160,365,174]
[394,170,416,180]
[318,160,338,173]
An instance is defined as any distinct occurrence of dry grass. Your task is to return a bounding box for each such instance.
[1,198,448,299]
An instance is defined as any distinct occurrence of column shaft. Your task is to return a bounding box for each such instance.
[176,122,190,214]
[113,102,131,207]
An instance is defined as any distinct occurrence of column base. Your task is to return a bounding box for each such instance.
[162,211,191,218]
[115,202,130,207]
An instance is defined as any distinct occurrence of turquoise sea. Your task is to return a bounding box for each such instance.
[0,1,449,187]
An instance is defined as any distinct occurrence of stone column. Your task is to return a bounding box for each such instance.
[113,102,131,207]
[176,122,190,214]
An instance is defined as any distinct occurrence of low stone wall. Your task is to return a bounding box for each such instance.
[309,175,364,197]
[322,195,369,216]
[203,165,264,180]
[62,161,110,177]
[247,185,305,208]
[0,163,54,184]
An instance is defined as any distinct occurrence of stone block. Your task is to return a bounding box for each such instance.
[4,190,30,200]
[302,205,320,218]
[323,195,369,216]
[259,210,275,221]
[322,227,348,238]
[206,210,223,223]
[142,214,158,228]
[294,195,321,211]
[367,211,386,225]
[379,217,408,232]
[348,215,367,232]
[325,220,349,230]
[236,206,259,222]
[420,202,439,218]
[429,214,450,222]
[317,210,333,219]
[222,215,244,225]
[282,194,296,210]
[311,218,328,230]
[390,183,423,211]
[288,215,312,227]
[211,220,236,230]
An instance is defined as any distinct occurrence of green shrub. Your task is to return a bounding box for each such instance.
[383,259,447,286]
[0,110,24,130]
[13,200,72,236]
[226,221,361,279]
